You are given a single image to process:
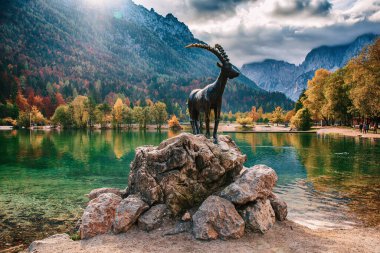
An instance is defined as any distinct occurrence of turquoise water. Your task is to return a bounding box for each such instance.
[0,130,379,249]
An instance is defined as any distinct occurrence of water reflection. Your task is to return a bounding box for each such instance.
[0,131,379,250]
[230,133,380,228]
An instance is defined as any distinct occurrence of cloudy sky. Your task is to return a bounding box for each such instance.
[134,0,380,67]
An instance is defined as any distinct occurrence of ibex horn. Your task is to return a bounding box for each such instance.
[185,43,227,64]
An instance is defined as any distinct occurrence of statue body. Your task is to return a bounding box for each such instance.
[186,43,240,143]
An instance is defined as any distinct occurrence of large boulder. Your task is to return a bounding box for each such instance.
[80,193,122,239]
[220,165,278,205]
[238,199,275,233]
[269,194,288,221]
[113,195,149,233]
[138,204,169,232]
[128,133,246,215]
[192,196,245,240]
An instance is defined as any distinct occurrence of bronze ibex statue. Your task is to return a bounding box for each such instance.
[186,43,240,143]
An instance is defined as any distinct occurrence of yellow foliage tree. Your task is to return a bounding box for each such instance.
[271,106,284,126]
[237,117,253,127]
[303,69,330,121]
[168,115,181,130]
[346,39,380,118]
[113,98,124,128]
[249,106,259,122]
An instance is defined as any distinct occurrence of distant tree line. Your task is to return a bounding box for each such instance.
[50,96,169,130]
[295,38,379,127]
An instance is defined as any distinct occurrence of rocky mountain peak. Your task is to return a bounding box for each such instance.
[241,34,378,101]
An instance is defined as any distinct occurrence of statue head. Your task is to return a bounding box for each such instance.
[185,43,240,79]
[217,62,240,79]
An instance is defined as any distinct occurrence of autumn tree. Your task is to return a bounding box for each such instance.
[168,115,181,130]
[142,106,151,129]
[112,98,124,128]
[122,106,134,129]
[303,69,330,122]
[52,105,72,128]
[237,117,253,127]
[151,101,168,130]
[249,106,259,122]
[94,103,111,128]
[70,95,89,128]
[30,106,46,125]
[271,106,284,126]
[133,106,144,129]
[346,38,380,119]
[285,110,295,123]
[291,108,312,130]
[324,68,352,125]
[17,111,31,128]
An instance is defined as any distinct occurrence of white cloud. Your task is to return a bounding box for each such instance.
[134,0,380,66]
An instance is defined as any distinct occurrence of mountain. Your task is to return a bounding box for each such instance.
[0,0,293,117]
[241,34,378,101]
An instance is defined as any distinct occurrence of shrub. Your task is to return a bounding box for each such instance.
[291,108,312,130]
[237,117,253,127]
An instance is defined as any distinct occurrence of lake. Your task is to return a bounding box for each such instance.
[0,130,379,249]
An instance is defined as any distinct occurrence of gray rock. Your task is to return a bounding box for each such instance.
[128,133,246,215]
[220,164,278,205]
[80,193,122,239]
[239,199,275,233]
[269,194,288,221]
[164,221,192,236]
[192,196,245,240]
[138,204,169,232]
[113,195,149,233]
[86,187,127,200]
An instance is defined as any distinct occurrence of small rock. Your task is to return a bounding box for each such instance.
[80,193,122,239]
[138,204,169,232]
[113,195,149,233]
[181,211,191,221]
[239,199,275,233]
[86,188,125,200]
[192,196,245,240]
[164,221,192,236]
[269,194,288,221]
[220,164,278,205]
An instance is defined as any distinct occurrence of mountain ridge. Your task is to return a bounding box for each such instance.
[241,33,379,101]
[0,0,294,116]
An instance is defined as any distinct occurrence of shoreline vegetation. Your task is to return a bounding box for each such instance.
[1,124,379,139]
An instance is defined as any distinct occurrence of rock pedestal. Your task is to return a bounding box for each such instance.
[78,133,288,241]
[128,133,246,215]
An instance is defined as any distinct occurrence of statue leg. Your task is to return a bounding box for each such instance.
[190,120,195,134]
[195,120,200,134]
[213,108,220,144]
[205,112,210,139]
[199,115,203,134]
